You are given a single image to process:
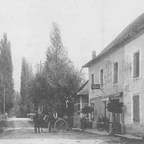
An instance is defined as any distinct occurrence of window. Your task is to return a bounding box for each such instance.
[133,51,140,78]
[100,69,104,87]
[133,95,140,123]
[113,62,118,83]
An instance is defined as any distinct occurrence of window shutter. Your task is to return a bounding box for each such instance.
[133,52,139,77]
[113,62,118,83]
[133,95,140,122]
[136,52,139,77]
[100,69,104,86]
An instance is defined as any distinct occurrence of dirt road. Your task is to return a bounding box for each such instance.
[0,118,143,144]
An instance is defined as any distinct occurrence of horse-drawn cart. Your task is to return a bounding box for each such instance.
[32,112,69,133]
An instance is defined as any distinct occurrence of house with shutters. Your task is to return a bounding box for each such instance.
[83,13,144,135]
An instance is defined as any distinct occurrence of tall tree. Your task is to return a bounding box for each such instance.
[0,33,14,113]
[44,23,82,116]
[20,58,33,117]
[27,23,83,118]
[29,70,53,112]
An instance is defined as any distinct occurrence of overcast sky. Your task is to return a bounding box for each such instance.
[0,0,144,91]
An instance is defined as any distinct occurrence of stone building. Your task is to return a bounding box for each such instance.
[83,13,144,134]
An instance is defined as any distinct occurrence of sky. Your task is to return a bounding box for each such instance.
[0,0,144,91]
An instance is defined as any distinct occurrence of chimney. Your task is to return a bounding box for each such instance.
[92,51,96,59]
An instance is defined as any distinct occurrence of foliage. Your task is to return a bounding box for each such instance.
[20,58,33,117]
[43,23,82,116]
[81,106,94,114]
[29,23,83,117]
[107,99,123,113]
[8,91,21,117]
[0,34,14,113]
[29,72,54,110]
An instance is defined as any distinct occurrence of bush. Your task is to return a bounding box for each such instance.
[107,100,123,113]
[0,120,7,133]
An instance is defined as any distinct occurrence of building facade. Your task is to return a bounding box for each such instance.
[73,81,89,128]
[83,13,144,134]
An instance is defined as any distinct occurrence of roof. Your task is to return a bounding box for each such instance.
[83,13,144,67]
[76,80,89,96]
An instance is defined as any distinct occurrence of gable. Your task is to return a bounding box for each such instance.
[83,13,144,68]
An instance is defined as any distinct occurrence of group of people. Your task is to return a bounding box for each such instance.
[33,111,57,133]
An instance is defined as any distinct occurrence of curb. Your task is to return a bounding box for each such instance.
[84,130,109,136]
[72,128,108,136]
[114,134,143,140]
[72,128,83,132]
[72,128,144,141]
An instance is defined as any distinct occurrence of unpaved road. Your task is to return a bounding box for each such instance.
[0,118,143,144]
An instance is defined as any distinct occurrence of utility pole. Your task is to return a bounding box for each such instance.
[0,74,6,114]
[3,86,5,114]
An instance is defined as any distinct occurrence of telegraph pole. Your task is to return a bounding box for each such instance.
[0,74,6,114]
[3,86,5,114]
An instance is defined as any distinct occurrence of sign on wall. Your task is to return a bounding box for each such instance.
[91,84,101,89]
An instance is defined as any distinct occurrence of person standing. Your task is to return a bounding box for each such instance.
[33,111,41,133]
[48,111,55,132]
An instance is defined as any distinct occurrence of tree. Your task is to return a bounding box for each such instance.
[29,71,54,111]
[0,33,14,113]
[9,91,21,117]
[25,23,83,118]
[20,58,33,117]
[43,23,82,116]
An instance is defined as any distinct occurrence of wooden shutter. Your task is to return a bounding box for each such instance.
[133,95,140,122]
[114,62,118,83]
[100,69,104,86]
[133,52,139,77]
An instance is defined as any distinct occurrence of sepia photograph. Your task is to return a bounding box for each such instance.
[0,0,144,143]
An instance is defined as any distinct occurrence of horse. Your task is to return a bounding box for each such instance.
[37,112,55,132]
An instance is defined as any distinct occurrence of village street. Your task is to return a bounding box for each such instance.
[0,118,142,144]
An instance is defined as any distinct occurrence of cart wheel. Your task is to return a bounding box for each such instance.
[54,118,68,131]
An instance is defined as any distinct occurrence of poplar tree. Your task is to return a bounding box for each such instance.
[20,58,33,117]
[0,33,14,113]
